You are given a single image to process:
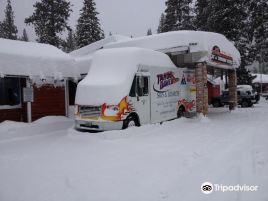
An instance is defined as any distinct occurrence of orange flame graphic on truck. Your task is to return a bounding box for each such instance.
[178,99,195,112]
[101,97,133,121]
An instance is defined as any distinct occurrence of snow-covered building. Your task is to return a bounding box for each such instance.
[252,73,268,93]
[0,39,80,122]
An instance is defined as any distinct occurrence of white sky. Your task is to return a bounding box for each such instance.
[0,0,166,41]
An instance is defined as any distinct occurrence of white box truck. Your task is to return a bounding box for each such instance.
[75,47,196,131]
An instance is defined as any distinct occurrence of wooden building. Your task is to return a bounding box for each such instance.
[0,39,79,123]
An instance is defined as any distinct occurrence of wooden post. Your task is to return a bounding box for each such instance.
[228,69,237,110]
[195,63,208,116]
[65,79,69,117]
[26,78,32,123]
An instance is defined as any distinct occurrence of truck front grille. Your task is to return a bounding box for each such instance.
[80,106,101,118]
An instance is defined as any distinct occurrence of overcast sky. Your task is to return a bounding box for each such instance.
[0,0,166,41]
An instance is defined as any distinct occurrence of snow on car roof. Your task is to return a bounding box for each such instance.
[104,31,241,69]
[0,38,79,79]
[75,47,177,105]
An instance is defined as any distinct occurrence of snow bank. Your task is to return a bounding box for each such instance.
[75,47,177,105]
[104,31,241,69]
[0,100,268,201]
[0,39,80,79]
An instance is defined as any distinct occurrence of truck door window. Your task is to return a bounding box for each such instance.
[143,77,149,96]
[129,77,136,97]
[137,76,149,97]
[129,76,149,97]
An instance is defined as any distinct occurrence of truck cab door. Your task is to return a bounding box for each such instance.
[129,74,150,125]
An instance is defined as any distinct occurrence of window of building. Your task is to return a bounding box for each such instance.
[0,78,21,108]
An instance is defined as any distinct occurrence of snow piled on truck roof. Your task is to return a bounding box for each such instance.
[75,47,177,105]
[0,39,79,79]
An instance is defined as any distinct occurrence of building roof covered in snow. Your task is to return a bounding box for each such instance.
[252,73,268,83]
[0,39,80,79]
[76,47,177,105]
[70,35,130,75]
[104,31,241,69]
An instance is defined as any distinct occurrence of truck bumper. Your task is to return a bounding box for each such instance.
[75,119,123,131]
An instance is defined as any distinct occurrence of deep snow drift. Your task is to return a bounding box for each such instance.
[0,100,268,201]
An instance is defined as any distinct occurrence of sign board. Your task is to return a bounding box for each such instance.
[23,87,34,102]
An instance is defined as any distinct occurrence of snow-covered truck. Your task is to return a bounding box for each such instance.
[74,47,196,131]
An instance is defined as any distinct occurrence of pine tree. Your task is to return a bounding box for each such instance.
[0,0,18,40]
[236,67,257,85]
[20,28,29,41]
[147,28,152,36]
[163,0,178,32]
[163,0,195,32]
[251,0,268,63]
[176,0,195,30]
[63,28,76,53]
[25,0,72,48]
[157,13,166,33]
[76,0,104,48]
[0,22,2,38]
[206,0,256,84]
[194,0,210,31]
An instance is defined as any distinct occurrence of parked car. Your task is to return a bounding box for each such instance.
[237,85,260,104]
[212,86,256,108]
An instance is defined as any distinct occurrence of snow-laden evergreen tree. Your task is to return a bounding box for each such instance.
[207,0,256,84]
[194,0,210,31]
[0,22,2,38]
[76,0,104,48]
[20,28,29,41]
[236,67,257,85]
[25,0,71,48]
[251,0,268,63]
[63,28,76,53]
[157,13,166,33]
[163,0,194,32]
[0,0,18,40]
[147,28,152,35]
[163,0,177,32]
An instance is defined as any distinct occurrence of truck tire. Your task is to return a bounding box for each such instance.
[122,116,139,129]
[241,100,249,108]
[177,106,185,118]
[212,100,222,108]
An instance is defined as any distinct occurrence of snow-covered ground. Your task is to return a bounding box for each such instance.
[0,100,268,201]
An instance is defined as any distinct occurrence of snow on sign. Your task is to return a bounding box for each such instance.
[23,87,34,102]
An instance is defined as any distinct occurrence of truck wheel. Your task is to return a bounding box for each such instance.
[212,100,221,108]
[177,107,185,118]
[123,116,139,129]
[241,100,249,108]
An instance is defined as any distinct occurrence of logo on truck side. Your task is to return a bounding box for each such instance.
[153,71,179,93]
